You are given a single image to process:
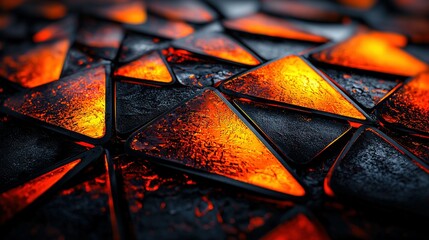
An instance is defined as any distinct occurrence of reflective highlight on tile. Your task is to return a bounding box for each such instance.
[311,31,428,76]
[223,55,367,120]
[126,16,194,39]
[0,39,70,88]
[0,159,80,223]
[163,48,247,87]
[174,32,261,66]
[115,51,173,84]
[379,72,429,135]
[128,89,305,197]
[4,66,107,139]
[224,13,328,43]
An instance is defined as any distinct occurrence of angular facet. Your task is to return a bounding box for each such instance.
[224,13,328,43]
[114,51,173,84]
[147,0,217,24]
[32,16,76,43]
[315,63,402,109]
[235,100,351,164]
[327,127,429,216]
[0,159,80,223]
[261,209,330,240]
[92,1,146,24]
[3,66,109,141]
[163,48,247,87]
[127,89,305,197]
[115,81,202,134]
[379,72,429,135]
[0,39,70,88]
[126,16,194,39]
[311,31,428,76]
[118,33,167,63]
[173,32,261,66]
[222,55,367,121]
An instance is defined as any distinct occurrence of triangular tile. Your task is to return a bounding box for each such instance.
[0,39,70,88]
[32,16,76,43]
[163,48,247,87]
[311,31,428,76]
[0,158,80,223]
[223,13,328,43]
[125,15,194,39]
[378,72,429,135]
[118,33,168,63]
[222,55,368,121]
[173,31,261,66]
[114,51,173,84]
[127,89,306,198]
[115,81,202,134]
[234,99,351,164]
[92,1,146,25]
[147,0,217,24]
[3,66,111,143]
[314,62,402,110]
[326,127,429,216]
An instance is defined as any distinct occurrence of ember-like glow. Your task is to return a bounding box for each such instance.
[95,1,147,24]
[223,55,366,120]
[380,72,429,134]
[148,0,216,23]
[115,51,173,84]
[127,16,194,39]
[338,0,376,9]
[77,21,123,49]
[261,213,330,240]
[0,159,80,223]
[0,39,70,88]
[4,66,107,139]
[223,13,328,43]
[175,32,260,66]
[311,31,428,76]
[34,2,67,20]
[129,89,305,197]
[33,17,75,42]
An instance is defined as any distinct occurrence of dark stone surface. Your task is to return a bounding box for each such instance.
[118,33,169,63]
[235,99,350,164]
[115,81,202,134]
[164,48,247,87]
[61,48,109,77]
[234,32,320,60]
[314,63,401,110]
[329,128,429,216]
[0,120,86,190]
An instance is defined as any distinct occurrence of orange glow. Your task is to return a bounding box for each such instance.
[35,2,67,20]
[148,0,215,23]
[4,66,107,139]
[77,22,123,49]
[129,89,305,197]
[261,213,330,240]
[177,32,260,66]
[33,17,74,42]
[0,0,24,10]
[0,39,70,88]
[0,159,80,223]
[223,55,367,120]
[311,31,428,76]
[130,16,194,39]
[97,1,146,24]
[115,51,173,84]
[337,0,376,9]
[223,13,328,43]
[380,72,429,134]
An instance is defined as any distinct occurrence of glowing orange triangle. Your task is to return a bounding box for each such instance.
[222,55,367,121]
[0,159,80,223]
[173,32,261,66]
[311,31,428,76]
[3,66,108,140]
[128,89,305,197]
[224,13,328,43]
[95,1,147,25]
[0,38,70,88]
[114,51,173,84]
